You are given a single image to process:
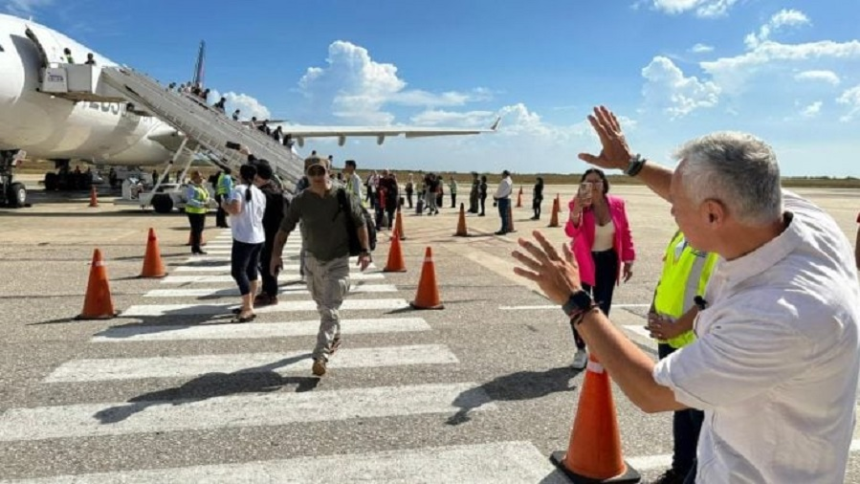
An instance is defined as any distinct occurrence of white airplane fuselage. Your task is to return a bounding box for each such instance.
[0,13,175,165]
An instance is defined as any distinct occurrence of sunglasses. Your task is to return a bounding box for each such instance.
[307,167,326,177]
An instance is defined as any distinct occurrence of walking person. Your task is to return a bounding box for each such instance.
[253,161,287,307]
[425,173,439,216]
[215,168,232,228]
[343,159,363,201]
[469,172,480,213]
[221,164,266,323]
[531,176,544,220]
[184,170,209,255]
[270,157,373,376]
[564,168,635,369]
[449,176,458,208]
[479,175,488,216]
[379,170,399,230]
[405,174,414,209]
[493,170,513,234]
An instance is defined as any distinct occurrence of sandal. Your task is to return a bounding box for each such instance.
[231,313,256,323]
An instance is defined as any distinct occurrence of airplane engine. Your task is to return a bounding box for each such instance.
[377,135,385,145]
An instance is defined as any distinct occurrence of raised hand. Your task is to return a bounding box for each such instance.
[512,231,582,305]
[577,106,633,171]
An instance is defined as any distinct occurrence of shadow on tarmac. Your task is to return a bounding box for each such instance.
[446,366,580,426]
[92,353,319,424]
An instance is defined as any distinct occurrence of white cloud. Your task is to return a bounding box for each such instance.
[690,43,714,54]
[650,0,739,18]
[3,0,53,15]
[794,70,840,85]
[745,9,810,49]
[837,85,860,122]
[298,41,488,125]
[641,56,721,117]
[224,92,271,120]
[800,101,822,118]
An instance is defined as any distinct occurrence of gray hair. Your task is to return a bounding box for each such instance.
[674,132,782,226]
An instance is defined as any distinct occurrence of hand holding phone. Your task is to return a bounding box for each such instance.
[578,182,593,206]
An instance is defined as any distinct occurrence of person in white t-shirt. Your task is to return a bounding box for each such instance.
[512,106,860,484]
[221,163,267,323]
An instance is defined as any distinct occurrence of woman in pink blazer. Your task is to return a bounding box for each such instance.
[564,168,635,369]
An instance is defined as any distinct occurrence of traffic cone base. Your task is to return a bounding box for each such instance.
[77,249,119,320]
[549,452,640,484]
[411,247,444,310]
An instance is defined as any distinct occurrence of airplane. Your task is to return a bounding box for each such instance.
[0,13,499,207]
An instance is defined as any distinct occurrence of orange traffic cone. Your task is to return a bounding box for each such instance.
[550,353,641,482]
[140,228,167,278]
[77,249,118,320]
[454,203,468,237]
[391,208,406,240]
[516,187,523,208]
[507,204,516,233]
[383,228,407,273]
[548,197,560,228]
[88,186,99,207]
[410,247,443,310]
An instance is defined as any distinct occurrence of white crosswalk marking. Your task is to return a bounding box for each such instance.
[161,272,384,283]
[174,263,377,272]
[0,383,495,442]
[0,442,568,483]
[144,283,397,297]
[45,345,459,382]
[92,317,432,342]
[122,298,408,316]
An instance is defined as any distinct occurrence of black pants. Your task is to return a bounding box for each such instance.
[406,191,413,208]
[186,212,206,253]
[214,195,228,227]
[259,241,277,297]
[533,198,543,219]
[479,196,487,215]
[231,239,263,296]
[571,249,618,350]
[450,194,456,208]
[385,204,396,229]
[658,344,704,479]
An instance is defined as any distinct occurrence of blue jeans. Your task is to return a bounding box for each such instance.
[497,197,511,232]
[659,343,704,480]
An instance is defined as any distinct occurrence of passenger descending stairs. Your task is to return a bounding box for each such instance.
[100,67,304,192]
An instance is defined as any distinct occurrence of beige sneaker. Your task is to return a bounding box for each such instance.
[572,349,588,370]
[312,357,327,377]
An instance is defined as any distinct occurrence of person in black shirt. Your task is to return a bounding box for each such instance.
[250,160,287,306]
[479,175,488,216]
[531,176,544,220]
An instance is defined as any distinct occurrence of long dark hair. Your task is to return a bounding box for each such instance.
[239,164,257,202]
[580,168,610,194]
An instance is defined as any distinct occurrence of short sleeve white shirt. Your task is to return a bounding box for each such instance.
[229,184,266,244]
[653,191,860,483]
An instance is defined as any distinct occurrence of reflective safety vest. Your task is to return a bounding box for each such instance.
[216,173,232,195]
[185,184,209,214]
[654,231,719,348]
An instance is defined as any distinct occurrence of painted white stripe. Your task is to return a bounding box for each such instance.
[144,283,397,298]
[123,298,409,317]
[46,345,458,383]
[0,383,495,442]
[174,263,376,272]
[161,272,384,284]
[0,442,567,484]
[93,317,431,342]
[624,324,652,339]
[500,303,650,311]
[625,453,673,472]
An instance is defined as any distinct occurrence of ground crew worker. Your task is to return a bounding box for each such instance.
[215,168,232,228]
[645,230,718,484]
[185,170,209,255]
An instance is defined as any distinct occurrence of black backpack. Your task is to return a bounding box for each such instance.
[335,188,376,255]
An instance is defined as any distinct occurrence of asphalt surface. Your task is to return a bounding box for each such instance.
[1,181,859,482]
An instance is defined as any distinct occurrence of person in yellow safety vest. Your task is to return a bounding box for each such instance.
[185,170,210,255]
[215,168,233,228]
[646,230,719,484]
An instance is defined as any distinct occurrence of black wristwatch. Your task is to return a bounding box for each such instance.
[625,154,647,177]
[561,290,595,317]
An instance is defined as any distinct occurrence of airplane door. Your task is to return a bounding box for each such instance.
[24,27,50,82]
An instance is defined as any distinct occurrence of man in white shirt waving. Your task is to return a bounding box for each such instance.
[493,170,513,235]
[512,106,860,484]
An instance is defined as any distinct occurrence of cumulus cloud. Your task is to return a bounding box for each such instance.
[298,41,489,125]
[837,85,860,122]
[641,56,721,117]
[690,43,714,54]
[3,0,53,15]
[649,0,739,18]
[800,101,822,118]
[745,9,810,49]
[794,70,840,85]
[224,92,271,120]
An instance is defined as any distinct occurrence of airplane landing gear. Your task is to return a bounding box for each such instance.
[0,150,27,208]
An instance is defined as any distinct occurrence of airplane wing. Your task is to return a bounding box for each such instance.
[281,117,501,146]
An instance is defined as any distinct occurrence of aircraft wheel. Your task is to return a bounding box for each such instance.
[152,194,174,214]
[8,183,26,208]
[44,173,58,191]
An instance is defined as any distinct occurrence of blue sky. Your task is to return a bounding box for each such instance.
[5,0,860,177]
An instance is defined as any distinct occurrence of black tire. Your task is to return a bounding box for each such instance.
[151,194,174,214]
[8,182,26,208]
[44,173,58,191]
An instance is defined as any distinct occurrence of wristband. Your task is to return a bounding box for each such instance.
[625,154,647,177]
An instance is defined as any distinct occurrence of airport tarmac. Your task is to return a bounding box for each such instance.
[1,180,859,482]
